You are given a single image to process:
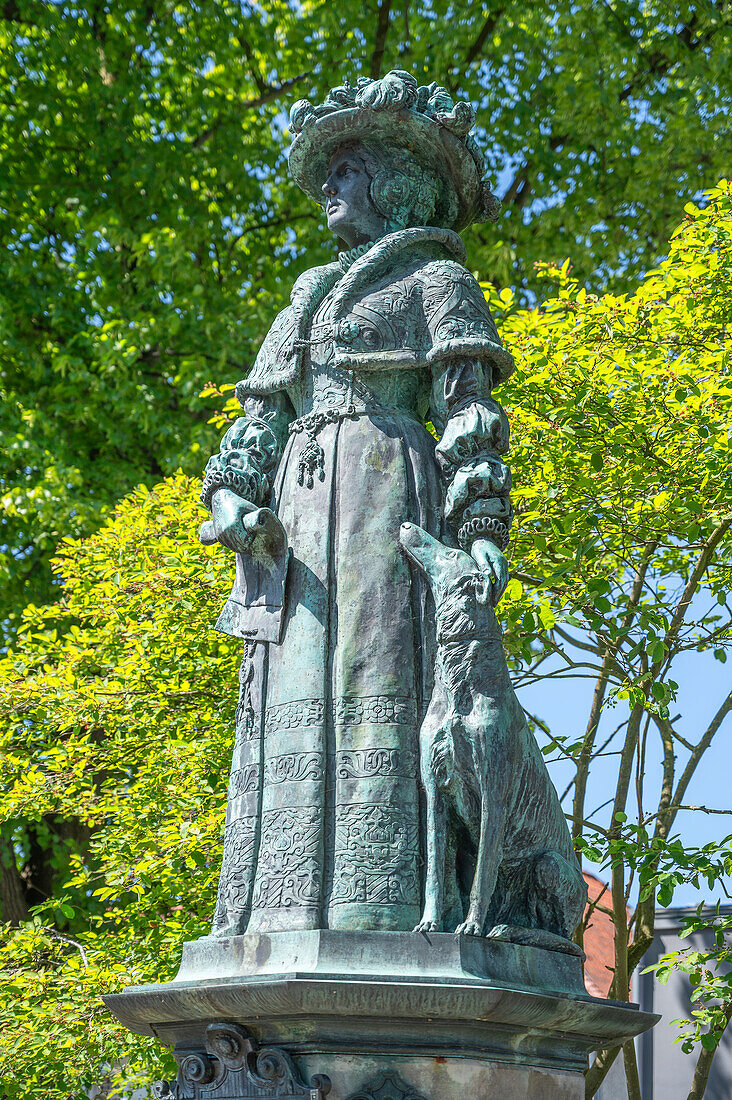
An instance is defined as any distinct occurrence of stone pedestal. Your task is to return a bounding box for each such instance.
[104,931,658,1099]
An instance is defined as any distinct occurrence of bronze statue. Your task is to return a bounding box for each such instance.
[199,69,585,946]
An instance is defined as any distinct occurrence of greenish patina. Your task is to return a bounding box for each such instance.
[199,69,586,947]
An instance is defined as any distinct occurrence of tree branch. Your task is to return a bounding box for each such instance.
[464,7,505,67]
[191,71,312,147]
[0,836,29,925]
[586,1045,622,1097]
[661,520,732,659]
[672,691,732,825]
[687,998,732,1100]
[627,688,732,984]
[618,13,725,103]
[573,644,615,952]
[239,35,267,97]
[370,0,393,79]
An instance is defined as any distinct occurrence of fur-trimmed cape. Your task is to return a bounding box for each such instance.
[237,227,513,402]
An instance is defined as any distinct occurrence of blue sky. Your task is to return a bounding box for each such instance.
[519,641,731,909]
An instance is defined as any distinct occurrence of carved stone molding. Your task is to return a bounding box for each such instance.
[153,1022,330,1100]
[346,1072,428,1100]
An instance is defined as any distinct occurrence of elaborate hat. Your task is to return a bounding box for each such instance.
[288,70,500,233]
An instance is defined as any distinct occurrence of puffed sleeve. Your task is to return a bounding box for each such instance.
[421,259,514,552]
[421,260,514,385]
[200,392,294,511]
[430,359,513,551]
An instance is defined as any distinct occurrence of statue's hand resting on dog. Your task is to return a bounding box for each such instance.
[470,536,508,606]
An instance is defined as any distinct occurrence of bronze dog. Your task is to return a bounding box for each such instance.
[399,522,587,951]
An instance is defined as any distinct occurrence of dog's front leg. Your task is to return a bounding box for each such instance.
[414,770,446,933]
[455,787,503,937]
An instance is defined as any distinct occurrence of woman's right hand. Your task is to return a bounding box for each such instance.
[199,488,258,554]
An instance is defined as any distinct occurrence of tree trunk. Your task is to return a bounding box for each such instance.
[687,1000,732,1100]
[623,1036,642,1100]
[585,1044,621,1097]
[0,837,29,924]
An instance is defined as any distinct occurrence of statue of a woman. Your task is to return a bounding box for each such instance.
[199,70,584,944]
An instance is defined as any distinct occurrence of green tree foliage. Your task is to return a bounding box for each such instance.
[493,179,732,1098]
[0,182,730,1099]
[1,0,731,631]
[0,476,236,1094]
[2,0,732,1087]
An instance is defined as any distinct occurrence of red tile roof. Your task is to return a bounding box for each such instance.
[582,871,626,999]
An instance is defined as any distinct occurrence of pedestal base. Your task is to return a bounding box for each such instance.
[297,1056,584,1099]
[104,931,658,1099]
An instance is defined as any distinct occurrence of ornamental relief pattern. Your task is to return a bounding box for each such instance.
[264,695,416,735]
[333,695,416,726]
[214,816,258,928]
[419,265,501,347]
[346,1072,427,1100]
[337,296,401,352]
[265,698,324,734]
[330,802,420,906]
[263,752,324,785]
[235,696,261,741]
[228,763,259,797]
[153,1022,331,1100]
[229,751,415,791]
[251,806,321,910]
[306,359,425,418]
[335,747,418,779]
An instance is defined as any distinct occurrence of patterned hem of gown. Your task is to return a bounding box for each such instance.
[264,694,418,734]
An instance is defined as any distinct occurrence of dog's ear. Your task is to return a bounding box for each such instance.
[400,524,478,595]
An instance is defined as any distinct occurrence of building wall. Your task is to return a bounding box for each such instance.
[636,906,732,1100]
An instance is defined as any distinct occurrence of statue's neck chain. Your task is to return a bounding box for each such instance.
[338,240,376,271]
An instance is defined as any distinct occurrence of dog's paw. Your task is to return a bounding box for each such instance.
[414,917,440,933]
[485,923,509,940]
[454,919,483,937]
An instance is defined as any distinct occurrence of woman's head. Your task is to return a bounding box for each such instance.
[321,141,441,246]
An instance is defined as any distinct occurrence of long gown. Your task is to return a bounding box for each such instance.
[203,231,513,935]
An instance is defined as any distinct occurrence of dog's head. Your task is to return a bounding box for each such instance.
[399,523,497,642]
[399,524,477,596]
[436,572,497,643]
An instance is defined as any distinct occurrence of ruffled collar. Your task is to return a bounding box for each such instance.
[338,240,376,272]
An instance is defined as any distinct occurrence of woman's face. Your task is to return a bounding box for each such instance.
[321,148,389,248]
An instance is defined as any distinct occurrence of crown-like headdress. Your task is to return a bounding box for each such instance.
[288,70,500,233]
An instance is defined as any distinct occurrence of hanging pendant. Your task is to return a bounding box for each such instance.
[297,435,326,489]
